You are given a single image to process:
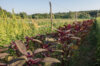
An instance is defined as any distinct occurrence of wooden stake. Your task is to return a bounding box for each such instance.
[49,1,53,31]
[75,12,77,22]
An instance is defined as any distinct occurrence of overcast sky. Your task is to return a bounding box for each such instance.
[0,0,100,14]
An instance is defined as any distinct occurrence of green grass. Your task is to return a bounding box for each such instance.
[96,17,100,65]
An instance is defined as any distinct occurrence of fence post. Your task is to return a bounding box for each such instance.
[49,1,53,31]
[75,11,78,22]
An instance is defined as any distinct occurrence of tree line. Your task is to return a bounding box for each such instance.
[0,7,100,19]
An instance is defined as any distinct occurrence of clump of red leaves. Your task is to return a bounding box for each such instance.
[54,20,94,65]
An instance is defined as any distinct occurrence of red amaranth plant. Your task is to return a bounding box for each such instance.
[0,45,9,66]
[54,19,94,65]
[9,40,60,66]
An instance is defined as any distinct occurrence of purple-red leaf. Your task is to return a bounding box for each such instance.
[0,53,9,59]
[34,48,48,54]
[52,50,64,52]
[8,57,26,66]
[0,48,8,52]
[32,39,43,44]
[42,57,60,63]
[71,37,81,40]
[0,62,7,66]
[15,40,27,55]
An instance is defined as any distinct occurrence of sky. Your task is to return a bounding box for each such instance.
[0,0,100,15]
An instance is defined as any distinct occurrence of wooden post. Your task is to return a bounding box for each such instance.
[96,10,99,18]
[75,12,77,22]
[49,1,53,31]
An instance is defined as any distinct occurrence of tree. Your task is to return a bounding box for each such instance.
[19,12,27,19]
[78,12,90,19]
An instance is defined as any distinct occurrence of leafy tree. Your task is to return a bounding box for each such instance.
[78,12,90,19]
[0,6,100,19]
[19,12,27,19]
